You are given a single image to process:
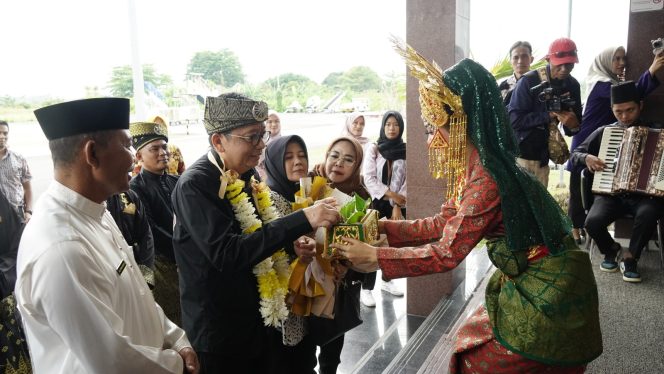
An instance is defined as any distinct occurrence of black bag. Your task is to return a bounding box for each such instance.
[308,279,362,346]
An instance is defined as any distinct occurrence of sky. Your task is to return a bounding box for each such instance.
[0,0,639,99]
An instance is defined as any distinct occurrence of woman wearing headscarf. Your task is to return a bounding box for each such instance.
[257,110,283,181]
[335,49,603,372]
[310,136,368,374]
[359,110,407,307]
[566,47,663,244]
[341,113,369,146]
[264,135,319,373]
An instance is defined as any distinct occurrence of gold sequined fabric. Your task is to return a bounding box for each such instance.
[0,296,31,374]
[394,37,571,254]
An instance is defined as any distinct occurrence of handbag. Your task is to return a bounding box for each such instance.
[307,276,363,346]
[548,120,570,164]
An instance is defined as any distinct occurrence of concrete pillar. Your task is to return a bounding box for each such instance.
[626,7,664,121]
[405,0,470,317]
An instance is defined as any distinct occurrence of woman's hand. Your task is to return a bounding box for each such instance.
[294,236,316,264]
[391,205,404,220]
[331,237,379,269]
[649,51,664,77]
[385,190,406,207]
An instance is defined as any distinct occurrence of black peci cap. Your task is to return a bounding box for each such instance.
[610,81,639,106]
[34,98,129,141]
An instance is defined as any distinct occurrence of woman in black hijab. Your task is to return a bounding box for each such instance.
[363,110,407,219]
[263,135,319,373]
[264,135,309,214]
[359,110,407,306]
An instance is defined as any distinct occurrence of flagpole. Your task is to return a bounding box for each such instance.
[128,0,146,120]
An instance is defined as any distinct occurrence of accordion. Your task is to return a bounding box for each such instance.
[591,126,664,197]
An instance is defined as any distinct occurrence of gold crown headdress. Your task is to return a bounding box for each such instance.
[392,37,468,202]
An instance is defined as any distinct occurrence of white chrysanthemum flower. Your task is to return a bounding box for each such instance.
[253,258,274,276]
[226,174,291,328]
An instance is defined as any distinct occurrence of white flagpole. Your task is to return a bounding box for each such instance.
[128,0,146,120]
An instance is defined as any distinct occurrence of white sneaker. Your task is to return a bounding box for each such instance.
[381,280,404,297]
[360,289,376,307]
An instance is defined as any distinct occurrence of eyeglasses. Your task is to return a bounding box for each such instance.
[327,152,355,166]
[227,131,270,146]
[550,50,577,58]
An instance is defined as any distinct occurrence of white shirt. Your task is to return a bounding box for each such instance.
[15,181,190,374]
[362,143,407,206]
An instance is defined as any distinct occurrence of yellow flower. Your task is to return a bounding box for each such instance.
[226,173,292,327]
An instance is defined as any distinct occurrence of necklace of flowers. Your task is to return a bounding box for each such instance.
[224,170,291,328]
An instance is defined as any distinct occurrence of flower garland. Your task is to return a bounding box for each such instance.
[224,171,290,327]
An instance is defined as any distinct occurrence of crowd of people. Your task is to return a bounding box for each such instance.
[0,34,662,374]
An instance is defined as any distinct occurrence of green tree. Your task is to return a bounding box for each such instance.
[187,49,245,87]
[322,67,381,93]
[108,65,172,98]
[265,73,314,88]
[322,72,344,90]
[341,66,382,92]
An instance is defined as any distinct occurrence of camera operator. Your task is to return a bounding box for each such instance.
[508,37,583,186]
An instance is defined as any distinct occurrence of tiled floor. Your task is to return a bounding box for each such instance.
[336,247,494,374]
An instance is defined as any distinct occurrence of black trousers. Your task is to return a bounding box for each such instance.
[362,271,377,290]
[198,351,268,374]
[567,170,586,229]
[198,329,317,374]
[318,334,345,374]
[584,194,664,259]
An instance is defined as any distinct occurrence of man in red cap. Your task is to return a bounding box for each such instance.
[508,37,583,186]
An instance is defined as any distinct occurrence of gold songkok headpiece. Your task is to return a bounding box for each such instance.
[392,37,467,202]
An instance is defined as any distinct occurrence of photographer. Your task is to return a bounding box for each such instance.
[508,37,583,186]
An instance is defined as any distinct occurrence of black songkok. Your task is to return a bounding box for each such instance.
[610,81,639,105]
[34,98,129,140]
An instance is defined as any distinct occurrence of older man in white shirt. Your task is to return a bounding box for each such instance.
[15,98,199,374]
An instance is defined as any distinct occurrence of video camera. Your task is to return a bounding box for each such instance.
[530,81,576,112]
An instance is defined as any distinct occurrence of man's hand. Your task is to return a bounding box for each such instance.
[586,155,606,173]
[24,211,32,223]
[331,237,379,270]
[294,236,316,264]
[303,198,341,229]
[552,110,580,130]
[178,347,199,374]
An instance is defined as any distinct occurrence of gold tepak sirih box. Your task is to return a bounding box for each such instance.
[323,209,379,259]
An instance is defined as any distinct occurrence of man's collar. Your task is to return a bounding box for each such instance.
[48,181,106,221]
[140,167,166,178]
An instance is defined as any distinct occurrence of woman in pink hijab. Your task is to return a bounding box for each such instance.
[341,113,369,145]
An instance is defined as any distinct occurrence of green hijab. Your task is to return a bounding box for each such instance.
[442,59,571,254]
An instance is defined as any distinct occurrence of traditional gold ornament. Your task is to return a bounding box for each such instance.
[392,37,468,201]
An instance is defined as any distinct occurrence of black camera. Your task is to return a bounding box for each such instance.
[530,81,576,112]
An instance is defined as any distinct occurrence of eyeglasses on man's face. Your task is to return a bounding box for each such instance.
[227,131,270,146]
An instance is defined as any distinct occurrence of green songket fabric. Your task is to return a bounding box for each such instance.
[485,237,603,365]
